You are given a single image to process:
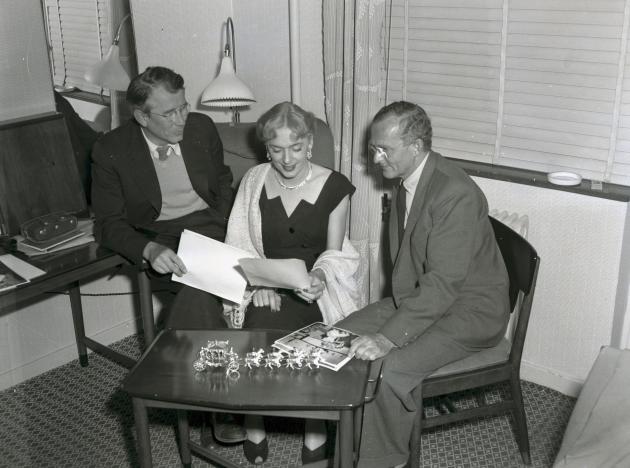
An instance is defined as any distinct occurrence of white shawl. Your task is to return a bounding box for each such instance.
[224,163,360,327]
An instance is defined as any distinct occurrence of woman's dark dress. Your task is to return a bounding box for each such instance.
[243,171,355,331]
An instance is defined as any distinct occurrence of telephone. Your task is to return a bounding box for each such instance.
[20,212,78,244]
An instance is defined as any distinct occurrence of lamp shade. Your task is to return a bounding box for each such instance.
[84,44,130,91]
[201,55,255,107]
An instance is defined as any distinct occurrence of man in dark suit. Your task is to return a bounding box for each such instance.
[92,66,233,329]
[91,66,245,443]
[338,101,510,468]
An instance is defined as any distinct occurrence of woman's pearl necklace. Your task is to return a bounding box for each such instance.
[274,162,312,190]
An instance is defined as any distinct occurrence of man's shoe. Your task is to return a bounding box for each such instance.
[212,413,247,444]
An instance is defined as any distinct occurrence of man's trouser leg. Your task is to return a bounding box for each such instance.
[339,301,473,468]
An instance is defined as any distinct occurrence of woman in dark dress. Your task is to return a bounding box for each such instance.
[225,102,359,464]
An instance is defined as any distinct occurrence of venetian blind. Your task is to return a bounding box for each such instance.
[43,0,110,95]
[387,0,630,185]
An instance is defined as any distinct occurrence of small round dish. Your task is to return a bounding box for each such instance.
[547,171,582,186]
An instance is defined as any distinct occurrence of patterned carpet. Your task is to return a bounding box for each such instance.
[1,335,575,468]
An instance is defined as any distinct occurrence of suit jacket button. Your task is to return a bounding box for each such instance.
[289,227,295,234]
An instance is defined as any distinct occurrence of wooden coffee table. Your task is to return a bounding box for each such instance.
[122,329,375,467]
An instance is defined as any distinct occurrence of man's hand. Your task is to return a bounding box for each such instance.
[142,241,187,276]
[252,287,282,312]
[294,268,326,303]
[350,333,396,361]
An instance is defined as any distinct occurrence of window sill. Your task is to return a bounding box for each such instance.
[450,157,630,203]
[57,89,110,107]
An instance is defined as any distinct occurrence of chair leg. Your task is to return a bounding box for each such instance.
[408,399,423,468]
[354,406,363,461]
[510,375,531,465]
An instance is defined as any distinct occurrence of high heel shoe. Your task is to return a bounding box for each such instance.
[243,437,268,465]
[301,442,327,465]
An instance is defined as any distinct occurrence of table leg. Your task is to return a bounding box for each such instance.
[133,397,153,468]
[177,410,191,468]
[339,410,354,468]
[137,269,155,345]
[68,281,88,367]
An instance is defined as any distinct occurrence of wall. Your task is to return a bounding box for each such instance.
[474,178,630,396]
[130,0,324,122]
[0,1,55,121]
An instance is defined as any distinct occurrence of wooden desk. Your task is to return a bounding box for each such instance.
[123,329,374,468]
[0,242,156,368]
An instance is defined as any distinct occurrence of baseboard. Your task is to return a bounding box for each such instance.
[521,359,584,398]
[0,319,137,392]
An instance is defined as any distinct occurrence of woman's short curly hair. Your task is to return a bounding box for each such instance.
[372,101,432,150]
[256,101,315,144]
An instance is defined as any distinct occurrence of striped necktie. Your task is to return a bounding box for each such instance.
[156,145,170,161]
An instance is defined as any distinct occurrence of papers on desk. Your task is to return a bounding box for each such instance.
[0,254,46,292]
[172,230,311,303]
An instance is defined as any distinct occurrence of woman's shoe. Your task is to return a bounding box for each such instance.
[301,442,327,465]
[243,437,268,465]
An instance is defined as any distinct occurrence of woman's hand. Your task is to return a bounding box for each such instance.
[295,269,326,303]
[252,287,282,312]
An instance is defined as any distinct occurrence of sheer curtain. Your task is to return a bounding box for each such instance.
[323,0,389,305]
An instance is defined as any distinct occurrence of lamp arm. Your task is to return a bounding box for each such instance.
[113,13,131,45]
[226,17,236,71]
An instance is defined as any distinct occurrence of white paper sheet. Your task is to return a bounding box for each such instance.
[238,258,310,290]
[0,254,46,292]
[171,230,254,303]
[0,254,46,280]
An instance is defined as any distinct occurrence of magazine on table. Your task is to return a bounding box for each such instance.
[272,322,359,371]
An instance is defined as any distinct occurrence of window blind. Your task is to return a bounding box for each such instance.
[386,0,630,185]
[43,0,110,95]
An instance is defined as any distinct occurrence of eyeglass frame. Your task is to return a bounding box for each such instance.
[368,137,424,162]
[146,102,191,122]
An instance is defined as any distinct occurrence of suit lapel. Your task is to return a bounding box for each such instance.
[180,130,213,203]
[391,152,437,265]
[129,125,161,212]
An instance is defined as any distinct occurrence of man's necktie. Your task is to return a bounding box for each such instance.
[156,145,170,162]
[396,183,406,245]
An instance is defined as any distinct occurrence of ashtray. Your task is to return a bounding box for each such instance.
[547,172,582,186]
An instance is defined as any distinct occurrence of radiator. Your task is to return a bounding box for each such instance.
[489,209,530,341]
[490,209,529,239]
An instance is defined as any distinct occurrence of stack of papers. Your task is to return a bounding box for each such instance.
[172,229,311,304]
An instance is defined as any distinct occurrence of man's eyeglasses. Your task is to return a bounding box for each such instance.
[369,145,391,161]
[148,102,191,122]
[369,141,416,162]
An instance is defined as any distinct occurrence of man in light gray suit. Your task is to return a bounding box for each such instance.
[338,101,510,468]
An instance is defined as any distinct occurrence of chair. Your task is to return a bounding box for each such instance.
[408,216,540,467]
[216,116,335,185]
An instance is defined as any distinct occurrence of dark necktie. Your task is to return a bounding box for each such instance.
[396,183,406,245]
[156,145,170,161]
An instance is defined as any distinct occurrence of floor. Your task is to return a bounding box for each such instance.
[1,335,575,467]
